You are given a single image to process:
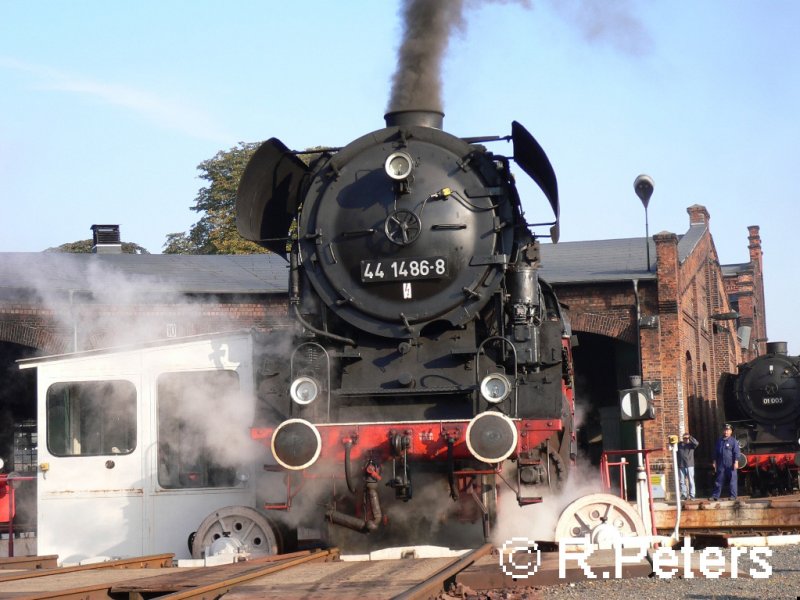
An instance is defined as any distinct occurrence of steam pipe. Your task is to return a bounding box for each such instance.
[344,440,357,494]
[291,305,355,346]
[325,481,383,533]
[669,437,682,541]
[446,439,459,501]
[290,251,300,300]
[290,249,356,346]
[365,482,382,531]
[326,509,370,532]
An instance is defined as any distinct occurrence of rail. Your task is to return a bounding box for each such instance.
[152,548,339,600]
[0,554,58,570]
[0,553,174,584]
[0,549,337,600]
[392,543,494,600]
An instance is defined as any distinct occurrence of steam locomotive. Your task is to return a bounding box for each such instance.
[234,109,576,549]
[722,341,800,496]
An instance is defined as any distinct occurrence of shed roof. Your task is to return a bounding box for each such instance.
[0,253,289,295]
[0,221,744,294]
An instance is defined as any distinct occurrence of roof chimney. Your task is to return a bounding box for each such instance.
[91,224,122,254]
[687,204,710,226]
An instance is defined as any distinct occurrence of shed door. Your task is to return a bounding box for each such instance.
[38,379,144,563]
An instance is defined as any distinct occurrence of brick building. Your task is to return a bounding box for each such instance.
[0,207,768,499]
[541,205,768,494]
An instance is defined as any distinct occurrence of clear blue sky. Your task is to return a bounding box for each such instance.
[1,1,798,352]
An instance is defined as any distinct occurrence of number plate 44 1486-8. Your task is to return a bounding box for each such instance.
[360,257,448,283]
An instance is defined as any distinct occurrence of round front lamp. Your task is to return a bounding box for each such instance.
[480,373,511,404]
[385,151,414,180]
[290,376,319,405]
[271,419,322,471]
[466,411,519,464]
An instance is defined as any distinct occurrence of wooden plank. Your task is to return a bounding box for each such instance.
[0,569,167,599]
[0,556,59,570]
[0,554,173,584]
[110,550,337,599]
[111,551,314,593]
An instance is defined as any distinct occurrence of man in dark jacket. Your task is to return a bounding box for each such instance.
[677,432,699,499]
[710,423,741,501]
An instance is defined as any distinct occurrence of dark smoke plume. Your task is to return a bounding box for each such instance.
[546,0,651,56]
[387,0,649,116]
[388,0,466,114]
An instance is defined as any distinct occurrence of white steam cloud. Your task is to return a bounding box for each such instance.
[6,253,284,476]
[491,460,604,544]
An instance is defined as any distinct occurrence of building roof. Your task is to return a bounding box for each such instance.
[539,237,658,284]
[0,221,734,294]
[539,223,714,285]
[721,262,751,278]
[0,253,289,295]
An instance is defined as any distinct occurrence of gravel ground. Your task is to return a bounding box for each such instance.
[444,543,800,600]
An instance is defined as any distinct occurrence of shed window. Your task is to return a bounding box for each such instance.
[157,371,240,489]
[46,380,137,456]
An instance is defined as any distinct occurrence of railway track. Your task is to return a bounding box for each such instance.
[6,497,800,600]
[0,544,494,600]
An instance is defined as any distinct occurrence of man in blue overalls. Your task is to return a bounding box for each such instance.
[710,423,741,501]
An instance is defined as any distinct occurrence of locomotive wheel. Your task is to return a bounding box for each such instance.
[554,493,646,548]
[191,505,281,558]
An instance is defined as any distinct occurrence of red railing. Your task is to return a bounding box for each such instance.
[600,448,660,536]
[1,474,36,557]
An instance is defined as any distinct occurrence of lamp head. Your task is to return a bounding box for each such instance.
[634,174,654,208]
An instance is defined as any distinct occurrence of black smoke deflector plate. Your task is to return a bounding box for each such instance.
[236,138,309,256]
[512,121,560,243]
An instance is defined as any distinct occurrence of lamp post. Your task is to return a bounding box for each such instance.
[634,175,655,272]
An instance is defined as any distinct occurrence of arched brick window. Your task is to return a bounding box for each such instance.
[685,351,695,433]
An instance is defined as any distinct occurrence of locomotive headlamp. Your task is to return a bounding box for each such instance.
[466,411,519,463]
[290,376,319,405]
[385,151,414,180]
[271,419,322,471]
[480,373,511,404]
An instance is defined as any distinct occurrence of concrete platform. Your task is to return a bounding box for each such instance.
[654,494,800,532]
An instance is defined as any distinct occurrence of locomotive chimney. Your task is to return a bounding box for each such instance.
[766,341,787,355]
[384,109,444,129]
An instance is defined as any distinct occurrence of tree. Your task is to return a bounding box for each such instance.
[163,142,269,255]
[45,240,149,254]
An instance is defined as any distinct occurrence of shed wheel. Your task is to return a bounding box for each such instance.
[554,493,646,548]
[191,505,281,558]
